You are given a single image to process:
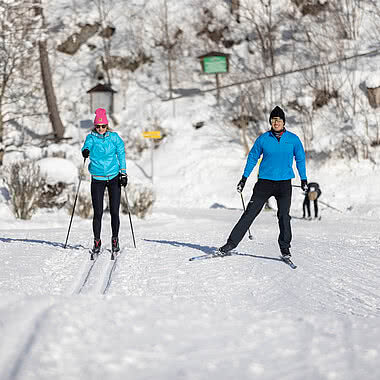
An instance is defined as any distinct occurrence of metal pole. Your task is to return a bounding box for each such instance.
[319,200,343,213]
[216,73,220,106]
[151,144,154,184]
[123,187,137,248]
[64,158,86,248]
[292,185,343,213]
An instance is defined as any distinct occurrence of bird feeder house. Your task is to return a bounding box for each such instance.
[87,83,117,114]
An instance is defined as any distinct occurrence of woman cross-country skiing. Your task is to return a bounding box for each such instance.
[219,106,307,259]
[81,108,128,255]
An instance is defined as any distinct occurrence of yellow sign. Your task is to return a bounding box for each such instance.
[142,131,161,139]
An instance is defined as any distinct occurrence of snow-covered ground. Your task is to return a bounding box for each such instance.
[0,206,379,380]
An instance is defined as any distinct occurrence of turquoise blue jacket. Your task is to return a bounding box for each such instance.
[243,130,307,181]
[82,131,126,180]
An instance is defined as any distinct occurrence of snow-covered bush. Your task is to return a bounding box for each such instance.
[66,181,93,219]
[37,157,79,209]
[38,182,68,209]
[3,160,47,219]
[67,192,93,219]
[121,182,155,219]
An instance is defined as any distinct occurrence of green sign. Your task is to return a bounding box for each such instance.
[203,56,228,74]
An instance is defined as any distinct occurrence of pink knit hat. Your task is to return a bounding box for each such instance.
[94,108,108,125]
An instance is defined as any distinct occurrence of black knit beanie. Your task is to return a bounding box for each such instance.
[269,106,286,125]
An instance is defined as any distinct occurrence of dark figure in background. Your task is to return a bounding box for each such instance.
[303,182,321,219]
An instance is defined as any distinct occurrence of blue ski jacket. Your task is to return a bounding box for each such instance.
[82,130,126,180]
[243,130,307,181]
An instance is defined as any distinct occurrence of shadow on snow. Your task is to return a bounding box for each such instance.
[143,239,282,262]
[0,237,84,250]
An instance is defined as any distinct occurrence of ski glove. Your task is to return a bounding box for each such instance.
[301,179,308,192]
[82,149,90,158]
[237,176,247,193]
[119,173,128,187]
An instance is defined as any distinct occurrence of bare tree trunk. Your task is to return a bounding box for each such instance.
[230,0,240,22]
[239,92,250,156]
[164,0,173,99]
[38,39,65,139]
[0,108,3,164]
[34,1,64,140]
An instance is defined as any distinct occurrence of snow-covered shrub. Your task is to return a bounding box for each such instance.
[121,182,155,219]
[38,182,68,209]
[3,160,47,219]
[36,157,79,209]
[66,181,93,219]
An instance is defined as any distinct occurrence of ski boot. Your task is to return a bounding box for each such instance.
[280,248,291,259]
[91,238,101,260]
[112,237,120,253]
[280,248,297,268]
[111,237,120,260]
[218,242,234,256]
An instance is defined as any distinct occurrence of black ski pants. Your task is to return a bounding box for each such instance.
[91,175,121,240]
[227,179,292,251]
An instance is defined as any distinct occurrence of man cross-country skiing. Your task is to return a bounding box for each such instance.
[219,106,307,259]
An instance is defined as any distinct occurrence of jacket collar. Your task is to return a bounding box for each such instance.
[269,128,286,140]
[91,130,110,138]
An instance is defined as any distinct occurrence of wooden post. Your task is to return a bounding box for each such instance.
[216,74,220,106]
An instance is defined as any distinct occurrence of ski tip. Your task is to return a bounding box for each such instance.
[89,249,101,260]
[280,256,297,269]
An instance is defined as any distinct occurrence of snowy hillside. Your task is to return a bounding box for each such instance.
[6,0,380,214]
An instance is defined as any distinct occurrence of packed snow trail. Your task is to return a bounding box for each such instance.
[0,209,379,380]
[101,248,124,294]
[73,252,100,294]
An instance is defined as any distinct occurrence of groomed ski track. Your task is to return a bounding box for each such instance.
[74,249,123,295]
[0,208,379,380]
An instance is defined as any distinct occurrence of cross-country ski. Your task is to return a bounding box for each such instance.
[280,256,297,269]
[189,251,233,261]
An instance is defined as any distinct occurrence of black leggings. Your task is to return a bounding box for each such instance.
[91,176,121,239]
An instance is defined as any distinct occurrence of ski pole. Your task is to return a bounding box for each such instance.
[240,192,253,240]
[318,200,343,213]
[64,158,87,249]
[293,185,343,213]
[292,185,343,213]
[123,187,137,248]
